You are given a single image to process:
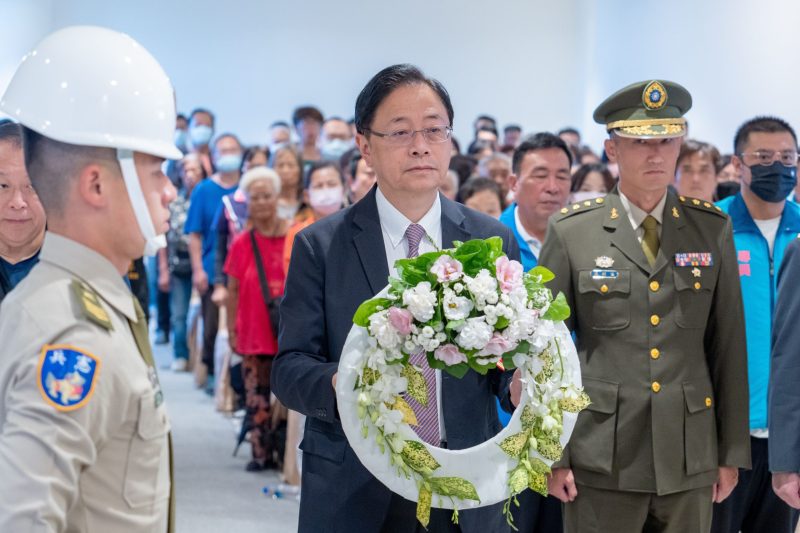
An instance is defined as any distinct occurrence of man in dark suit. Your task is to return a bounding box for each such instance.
[770,237,800,510]
[271,64,522,533]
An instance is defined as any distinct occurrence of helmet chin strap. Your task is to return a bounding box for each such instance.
[116,149,166,257]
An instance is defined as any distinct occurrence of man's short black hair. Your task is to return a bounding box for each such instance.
[292,106,324,127]
[733,116,798,155]
[304,160,344,189]
[0,119,22,147]
[176,113,188,122]
[504,124,522,134]
[474,114,497,128]
[270,120,290,129]
[558,127,580,138]
[512,132,573,175]
[354,64,454,135]
[189,107,215,126]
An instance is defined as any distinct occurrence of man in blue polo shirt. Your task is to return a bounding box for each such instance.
[713,116,800,533]
[500,132,572,272]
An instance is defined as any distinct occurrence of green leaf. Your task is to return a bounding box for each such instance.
[528,470,548,496]
[467,357,498,375]
[499,431,529,458]
[559,390,591,413]
[495,316,510,330]
[529,458,552,475]
[361,367,381,386]
[429,477,480,501]
[507,467,529,496]
[537,439,564,461]
[442,362,470,379]
[485,236,505,264]
[401,441,441,473]
[353,298,393,327]
[520,405,536,431]
[528,266,555,283]
[445,319,465,331]
[416,485,432,528]
[402,364,428,407]
[452,240,489,276]
[542,292,571,322]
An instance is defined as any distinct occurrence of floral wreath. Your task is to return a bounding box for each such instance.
[336,238,589,529]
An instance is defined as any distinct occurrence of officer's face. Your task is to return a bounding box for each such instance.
[134,152,176,237]
[0,141,45,252]
[356,83,452,202]
[510,148,571,224]
[605,135,681,195]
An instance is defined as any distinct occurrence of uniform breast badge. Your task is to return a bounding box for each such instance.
[610,208,619,220]
[592,256,618,280]
[692,268,702,278]
[595,256,614,268]
[674,252,714,267]
[672,207,680,219]
[37,344,101,412]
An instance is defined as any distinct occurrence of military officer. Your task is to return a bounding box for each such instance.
[0,26,180,532]
[540,80,751,532]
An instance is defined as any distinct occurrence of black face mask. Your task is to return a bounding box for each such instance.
[748,161,797,202]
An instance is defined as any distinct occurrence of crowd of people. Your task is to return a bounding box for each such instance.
[1,25,800,533]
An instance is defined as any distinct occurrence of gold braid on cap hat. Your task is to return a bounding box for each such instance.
[606,117,687,132]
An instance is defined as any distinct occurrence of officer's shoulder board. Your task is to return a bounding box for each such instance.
[555,197,607,221]
[678,195,727,218]
[37,344,101,412]
[70,279,113,331]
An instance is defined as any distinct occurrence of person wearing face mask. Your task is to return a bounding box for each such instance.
[712,116,800,533]
[187,107,216,177]
[282,161,345,275]
[184,133,244,393]
[569,163,616,204]
[320,116,355,162]
[0,120,46,304]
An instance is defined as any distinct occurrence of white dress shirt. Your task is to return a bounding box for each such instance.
[514,205,542,260]
[375,187,447,443]
[619,189,667,241]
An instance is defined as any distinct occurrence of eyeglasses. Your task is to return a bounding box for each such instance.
[739,150,799,167]
[365,125,453,146]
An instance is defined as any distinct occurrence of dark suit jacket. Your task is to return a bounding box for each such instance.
[769,237,800,472]
[272,187,520,533]
[539,190,750,496]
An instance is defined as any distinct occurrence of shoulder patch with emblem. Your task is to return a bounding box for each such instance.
[678,195,727,218]
[71,279,113,331]
[556,197,606,221]
[37,344,101,412]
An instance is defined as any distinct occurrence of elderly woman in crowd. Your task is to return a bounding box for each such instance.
[272,145,309,222]
[674,139,721,202]
[224,166,289,471]
[0,120,46,304]
[459,176,504,219]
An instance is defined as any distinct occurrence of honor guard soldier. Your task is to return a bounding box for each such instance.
[0,26,180,532]
[540,80,751,533]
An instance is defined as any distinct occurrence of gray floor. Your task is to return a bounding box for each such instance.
[152,339,299,533]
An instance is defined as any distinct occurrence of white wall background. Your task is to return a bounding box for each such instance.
[2,0,799,155]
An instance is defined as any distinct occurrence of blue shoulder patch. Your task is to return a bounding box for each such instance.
[37,345,101,412]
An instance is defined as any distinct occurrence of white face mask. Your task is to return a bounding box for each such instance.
[570,190,605,204]
[117,149,166,257]
[309,185,343,216]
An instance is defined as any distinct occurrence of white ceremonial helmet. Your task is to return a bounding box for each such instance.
[0,25,182,256]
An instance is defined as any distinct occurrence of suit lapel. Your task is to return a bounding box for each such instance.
[604,191,653,274]
[653,192,686,273]
[440,195,470,249]
[352,188,391,295]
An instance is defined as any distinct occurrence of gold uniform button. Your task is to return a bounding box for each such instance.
[584,200,592,207]
[650,314,660,326]
[650,348,660,359]
[694,282,701,290]
[600,284,609,293]
[705,397,712,407]
[596,197,605,204]
[572,204,581,210]
[649,281,660,292]
[561,207,569,214]
[652,382,661,393]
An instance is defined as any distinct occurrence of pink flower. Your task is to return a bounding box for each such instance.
[434,344,468,366]
[495,256,523,293]
[430,255,463,283]
[478,332,517,358]
[388,307,413,335]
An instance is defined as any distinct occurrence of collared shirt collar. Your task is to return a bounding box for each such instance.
[619,189,667,230]
[375,186,442,251]
[39,232,137,322]
[513,204,542,259]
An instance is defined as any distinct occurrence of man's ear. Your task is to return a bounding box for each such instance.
[604,137,617,163]
[355,133,372,166]
[76,163,112,208]
[508,174,518,194]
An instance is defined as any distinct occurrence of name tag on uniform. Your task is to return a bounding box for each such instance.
[591,269,619,279]
[674,252,713,267]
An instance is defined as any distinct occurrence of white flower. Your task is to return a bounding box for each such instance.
[454,282,465,294]
[375,402,404,434]
[368,310,402,350]
[464,269,498,309]
[443,289,474,321]
[505,309,538,343]
[542,414,560,432]
[370,373,408,404]
[455,317,494,351]
[402,282,438,322]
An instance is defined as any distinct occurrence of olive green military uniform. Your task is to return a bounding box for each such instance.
[538,80,751,532]
[0,233,173,532]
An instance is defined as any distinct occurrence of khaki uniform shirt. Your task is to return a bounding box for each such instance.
[539,190,750,495]
[0,233,171,532]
